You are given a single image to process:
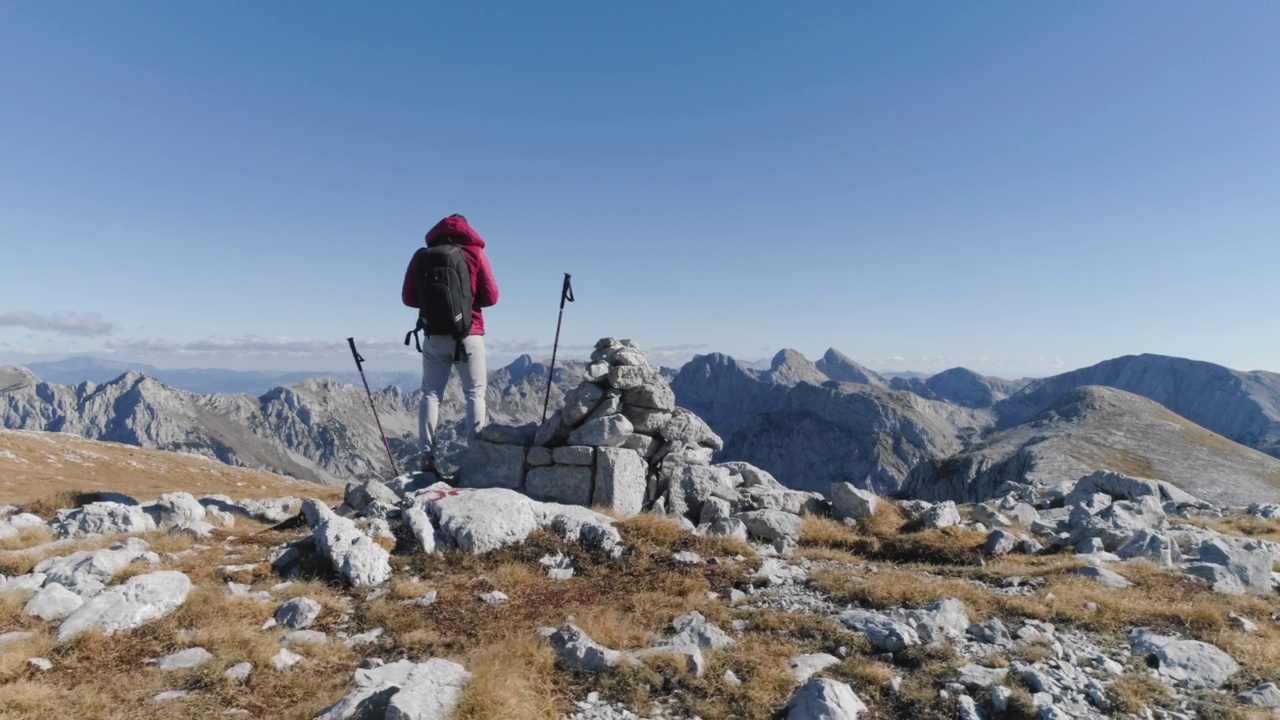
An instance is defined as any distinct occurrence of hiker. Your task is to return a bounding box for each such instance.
[402,213,499,474]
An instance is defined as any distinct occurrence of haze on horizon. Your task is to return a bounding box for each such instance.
[2,3,1278,378]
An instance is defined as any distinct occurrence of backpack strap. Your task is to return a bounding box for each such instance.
[453,338,469,363]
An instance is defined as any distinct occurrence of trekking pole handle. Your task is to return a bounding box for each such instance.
[560,273,574,310]
[347,337,364,371]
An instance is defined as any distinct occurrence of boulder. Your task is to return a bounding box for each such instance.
[663,462,734,520]
[659,408,724,451]
[526,447,553,467]
[567,414,633,447]
[709,517,748,542]
[459,442,526,490]
[551,446,595,466]
[585,388,624,424]
[622,378,677,411]
[149,492,207,529]
[426,489,539,555]
[49,502,155,539]
[735,510,801,545]
[547,624,626,672]
[983,529,1019,556]
[224,662,252,682]
[533,504,624,557]
[23,582,84,621]
[272,648,303,670]
[1239,683,1280,709]
[344,481,401,515]
[1114,529,1181,567]
[236,497,300,524]
[786,678,868,719]
[622,406,672,435]
[966,618,1013,647]
[0,573,47,598]
[534,409,569,447]
[699,497,733,526]
[1195,537,1274,595]
[921,501,960,529]
[562,382,606,427]
[56,570,192,642]
[526,466,595,507]
[384,658,472,720]
[905,598,971,643]
[33,537,151,597]
[313,513,392,586]
[836,610,920,653]
[402,507,439,554]
[790,653,841,684]
[830,483,877,522]
[1128,628,1239,688]
[157,647,214,671]
[658,611,734,651]
[956,663,1008,690]
[607,365,659,390]
[1073,566,1132,589]
[274,596,322,629]
[592,447,648,516]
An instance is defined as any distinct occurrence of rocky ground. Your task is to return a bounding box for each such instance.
[1,466,1278,719]
[2,340,1279,719]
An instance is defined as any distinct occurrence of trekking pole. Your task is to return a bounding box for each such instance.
[541,273,575,423]
[347,338,400,477]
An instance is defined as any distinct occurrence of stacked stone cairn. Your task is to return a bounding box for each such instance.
[461,337,829,544]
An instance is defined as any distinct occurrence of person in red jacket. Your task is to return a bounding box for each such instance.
[402,214,499,473]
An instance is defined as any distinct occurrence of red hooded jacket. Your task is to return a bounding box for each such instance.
[401,215,499,335]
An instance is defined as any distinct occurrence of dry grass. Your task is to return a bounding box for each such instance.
[456,633,558,719]
[0,428,341,507]
[0,525,54,552]
[1109,672,1175,714]
[1176,514,1280,544]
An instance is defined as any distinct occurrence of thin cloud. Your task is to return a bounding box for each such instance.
[0,311,116,337]
[104,335,405,358]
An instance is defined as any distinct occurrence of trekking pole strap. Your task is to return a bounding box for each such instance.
[347,337,364,371]
[560,273,574,309]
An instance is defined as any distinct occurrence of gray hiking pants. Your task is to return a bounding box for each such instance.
[419,335,487,458]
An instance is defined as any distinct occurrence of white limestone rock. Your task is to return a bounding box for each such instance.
[735,510,801,545]
[312,510,392,586]
[552,446,595,466]
[157,647,214,671]
[23,582,84,621]
[56,570,192,642]
[785,677,868,719]
[526,465,594,506]
[33,537,151,597]
[830,483,878,522]
[275,596,322,629]
[1128,628,1239,688]
[547,624,626,672]
[592,447,647,516]
[425,488,539,555]
[49,502,156,539]
[921,501,961,529]
[567,414,634,448]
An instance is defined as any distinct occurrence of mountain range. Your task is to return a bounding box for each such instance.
[4,347,1280,506]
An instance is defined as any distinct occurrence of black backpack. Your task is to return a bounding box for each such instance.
[408,240,473,360]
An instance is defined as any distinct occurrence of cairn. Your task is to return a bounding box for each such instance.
[461,337,827,541]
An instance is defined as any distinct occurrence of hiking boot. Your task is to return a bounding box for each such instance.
[419,456,438,475]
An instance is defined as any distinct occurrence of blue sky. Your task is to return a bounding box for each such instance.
[1,2,1278,377]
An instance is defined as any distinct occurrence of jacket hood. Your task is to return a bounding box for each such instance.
[426,215,486,248]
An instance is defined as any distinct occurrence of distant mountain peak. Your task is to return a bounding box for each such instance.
[766,349,828,387]
[815,348,885,387]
